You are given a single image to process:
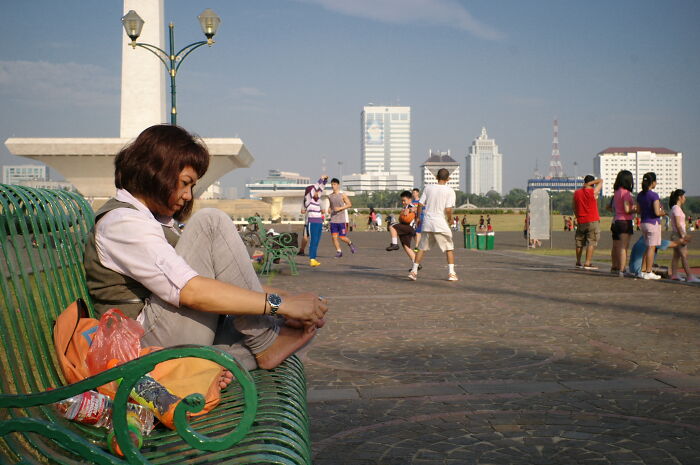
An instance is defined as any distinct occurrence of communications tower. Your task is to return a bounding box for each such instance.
[548,118,564,178]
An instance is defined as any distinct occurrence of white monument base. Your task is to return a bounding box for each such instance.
[4,137,253,199]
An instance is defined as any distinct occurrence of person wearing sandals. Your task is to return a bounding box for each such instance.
[636,172,665,280]
[573,175,603,270]
[669,189,699,282]
[408,168,458,282]
[610,170,636,277]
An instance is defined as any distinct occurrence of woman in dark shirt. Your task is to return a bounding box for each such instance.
[635,172,665,279]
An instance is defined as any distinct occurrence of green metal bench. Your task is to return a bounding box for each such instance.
[0,184,311,464]
[245,217,299,276]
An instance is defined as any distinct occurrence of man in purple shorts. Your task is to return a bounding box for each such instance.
[328,178,356,258]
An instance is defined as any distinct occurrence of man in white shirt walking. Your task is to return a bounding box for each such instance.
[409,168,458,281]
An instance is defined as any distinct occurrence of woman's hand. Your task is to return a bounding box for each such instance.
[278,293,328,328]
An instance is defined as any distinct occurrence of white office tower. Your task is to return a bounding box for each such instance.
[595,147,683,198]
[465,127,503,195]
[361,105,411,176]
[421,150,460,191]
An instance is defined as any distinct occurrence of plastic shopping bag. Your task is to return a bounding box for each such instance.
[86,308,144,376]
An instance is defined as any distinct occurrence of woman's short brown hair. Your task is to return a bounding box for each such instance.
[114,125,209,219]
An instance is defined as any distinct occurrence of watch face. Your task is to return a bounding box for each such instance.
[268,293,282,308]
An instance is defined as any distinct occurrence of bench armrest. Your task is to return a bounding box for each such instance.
[266,232,298,250]
[0,345,258,463]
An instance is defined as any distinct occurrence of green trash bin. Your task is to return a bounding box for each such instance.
[463,225,476,249]
[486,232,495,250]
[476,233,486,250]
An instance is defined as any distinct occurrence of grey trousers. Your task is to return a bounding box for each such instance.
[140,208,279,370]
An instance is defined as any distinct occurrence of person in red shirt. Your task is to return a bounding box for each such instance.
[572,175,603,270]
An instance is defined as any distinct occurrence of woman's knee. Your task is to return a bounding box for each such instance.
[190,208,229,223]
[186,208,232,233]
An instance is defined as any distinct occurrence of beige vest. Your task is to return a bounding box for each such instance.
[84,198,180,319]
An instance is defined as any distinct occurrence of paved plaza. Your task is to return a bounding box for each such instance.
[267,230,700,465]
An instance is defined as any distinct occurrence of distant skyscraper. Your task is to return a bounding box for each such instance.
[548,118,564,178]
[360,105,411,176]
[465,127,502,195]
[421,150,460,191]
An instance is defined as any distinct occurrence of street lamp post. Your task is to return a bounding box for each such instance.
[121,9,221,126]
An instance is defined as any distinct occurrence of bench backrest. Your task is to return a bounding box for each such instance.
[0,184,95,398]
[246,216,268,242]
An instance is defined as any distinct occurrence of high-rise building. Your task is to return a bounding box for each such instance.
[421,150,460,191]
[361,105,411,176]
[594,147,682,198]
[3,164,47,185]
[465,127,502,195]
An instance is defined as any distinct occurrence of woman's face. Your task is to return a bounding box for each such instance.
[679,194,686,205]
[164,166,198,216]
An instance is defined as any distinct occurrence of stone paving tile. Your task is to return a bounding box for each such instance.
[459,380,564,394]
[264,231,700,464]
[360,383,464,399]
[308,388,359,402]
[560,378,670,391]
[654,375,700,389]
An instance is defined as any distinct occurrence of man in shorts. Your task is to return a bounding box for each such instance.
[573,175,603,270]
[328,178,356,258]
[409,168,458,281]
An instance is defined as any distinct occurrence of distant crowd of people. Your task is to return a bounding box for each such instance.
[293,167,695,284]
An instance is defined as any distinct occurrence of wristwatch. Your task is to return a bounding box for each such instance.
[267,293,282,316]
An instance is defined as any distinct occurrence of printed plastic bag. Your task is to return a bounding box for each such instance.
[86,308,144,376]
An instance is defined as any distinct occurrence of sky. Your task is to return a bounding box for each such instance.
[1,0,699,195]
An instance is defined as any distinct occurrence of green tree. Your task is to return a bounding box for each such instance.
[467,193,490,207]
[485,190,502,207]
[549,191,574,215]
[502,188,528,208]
[455,190,470,207]
[684,196,700,214]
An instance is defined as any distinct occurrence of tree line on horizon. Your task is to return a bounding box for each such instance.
[348,188,700,215]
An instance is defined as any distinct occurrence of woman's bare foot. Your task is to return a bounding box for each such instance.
[219,370,233,389]
[255,326,317,370]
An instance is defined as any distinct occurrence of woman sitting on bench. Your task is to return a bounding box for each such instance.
[84,124,327,372]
